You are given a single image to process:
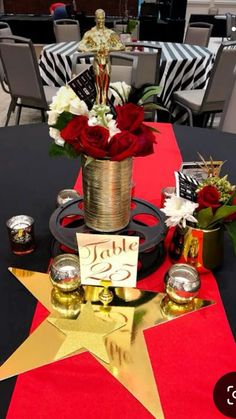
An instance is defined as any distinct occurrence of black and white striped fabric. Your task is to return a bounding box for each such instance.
[39,41,214,123]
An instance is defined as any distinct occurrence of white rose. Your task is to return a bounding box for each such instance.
[69,97,89,116]
[47,110,59,125]
[49,127,65,147]
[50,86,78,114]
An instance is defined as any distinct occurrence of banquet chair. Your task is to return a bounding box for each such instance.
[219,67,236,134]
[0,35,59,126]
[124,42,162,86]
[54,19,81,42]
[184,22,213,47]
[171,41,236,127]
[71,52,138,86]
[0,22,13,38]
[124,42,162,121]
[225,13,236,40]
[0,22,13,93]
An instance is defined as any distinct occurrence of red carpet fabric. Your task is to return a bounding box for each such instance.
[6,123,236,419]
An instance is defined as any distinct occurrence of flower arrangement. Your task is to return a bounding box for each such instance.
[162,174,236,253]
[48,82,163,162]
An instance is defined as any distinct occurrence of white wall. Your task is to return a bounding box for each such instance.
[186,1,236,24]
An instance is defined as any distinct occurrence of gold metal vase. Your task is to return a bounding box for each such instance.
[169,224,224,273]
[81,154,133,232]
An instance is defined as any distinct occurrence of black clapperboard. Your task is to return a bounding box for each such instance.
[68,66,96,109]
[175,171,200,202]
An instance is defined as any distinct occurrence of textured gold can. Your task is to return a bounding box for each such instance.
[82,154,133,232]
[169,225,224,273]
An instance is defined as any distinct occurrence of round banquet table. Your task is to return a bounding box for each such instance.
[0,122,235,419]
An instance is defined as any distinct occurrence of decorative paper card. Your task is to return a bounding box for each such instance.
[175,171,199,202]
[68,66,96,107]
[77,233,139,288]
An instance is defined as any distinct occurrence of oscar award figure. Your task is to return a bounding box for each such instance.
[78,9,125,105]
[93,44,111,105]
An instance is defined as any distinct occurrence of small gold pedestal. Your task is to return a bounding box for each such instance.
[98,280,114,309]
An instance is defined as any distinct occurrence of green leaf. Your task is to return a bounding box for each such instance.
[142,86,162,95]
[208,205,236,227]
[84,156,95,166]
[226,189,236,205]
[64,143,79,159]
[146,125,160,133]
[225,220,236,254]
[49,142,79,159]
[49,142,67,157]
[196,207,214,228]
[53,111,74,131]
[126,19,138,34]
[143,102,169,112]
[138,87,162,104]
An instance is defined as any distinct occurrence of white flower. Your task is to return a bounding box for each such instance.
[109,81,131,104]
[69,97,88,116]
[161,195,199,228]
[47,110,59,125]
[88,116,98,126]
[88,106,119,137]
[107,119,120,139]
[49,85,87,116]
[49,127,65,147]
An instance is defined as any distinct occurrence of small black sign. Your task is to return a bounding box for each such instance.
[175,171,199,202]
[68,66,96,109]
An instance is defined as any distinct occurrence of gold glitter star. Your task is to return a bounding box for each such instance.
[48,301,121,363]
[0,268,214,418]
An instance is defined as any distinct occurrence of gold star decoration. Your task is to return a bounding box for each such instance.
[0,268,214,418]
[48,301,122,363]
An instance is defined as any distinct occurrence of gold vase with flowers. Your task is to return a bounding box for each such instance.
[162,172,236,273]
[48,80,163,232]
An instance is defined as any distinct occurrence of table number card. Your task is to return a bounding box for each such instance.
[76,233,139,288]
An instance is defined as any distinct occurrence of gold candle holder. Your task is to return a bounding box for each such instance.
[98,280,114,309]
[161,263,200,318]
[51,286,84,319]
[49,254,81,292]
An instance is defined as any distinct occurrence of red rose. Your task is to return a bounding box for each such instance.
[134,123,156,157]
[61,115,88,152]
[196,185,221,211]
[81,125,109,159]
[108,131,138,161]
[116,103,144,133]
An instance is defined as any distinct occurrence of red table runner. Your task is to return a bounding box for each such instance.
[6,123,236,419]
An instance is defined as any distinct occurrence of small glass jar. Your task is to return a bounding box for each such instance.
[49,254,81,292]
[6,215,36,255]
[164,263,200,304]
[56,189,80,207]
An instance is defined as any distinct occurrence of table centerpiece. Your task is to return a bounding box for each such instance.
[162,168,236,272]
